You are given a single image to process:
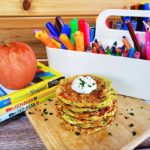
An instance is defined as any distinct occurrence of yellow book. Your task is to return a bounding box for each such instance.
[0,86,57,117]
[0,62,64,108]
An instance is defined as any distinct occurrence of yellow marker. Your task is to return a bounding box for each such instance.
[59,34,75,50]
[35,30,58,48]
[74,31,85,51]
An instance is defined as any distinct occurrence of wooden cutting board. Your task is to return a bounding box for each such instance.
[26,95,150,150]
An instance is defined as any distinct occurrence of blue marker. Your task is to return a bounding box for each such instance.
[122,16,131,30]
[61,24,71,38]
[131,20,137,31]
[46,22,60,37]
[90,26,95,42]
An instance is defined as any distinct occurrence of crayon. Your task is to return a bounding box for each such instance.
[115,48,122,56]
[134,51,141,59]
[74,31,85,51]
[105,46,111,55]
[122,50,129,57]
[59,34,75,50]
[92,47,97,53]
[111,41,117,55]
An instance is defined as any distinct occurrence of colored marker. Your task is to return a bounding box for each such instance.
[143,21,150,31]
[131,20,137,31]
[145,31,150,60]
[126,21,143,57]
[86,45,92,52]
[61,24,71,38]
[55,16,64,30]
[74,31,85,51]
[90,26,95,42]
[70,18,78,34]
[92,47,97,53]
[59,34,75,50]
[46,22,59,37]
[35,30,58,48]
[78,19,90,49]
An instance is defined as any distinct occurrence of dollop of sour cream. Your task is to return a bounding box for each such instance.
[71,76,97,94]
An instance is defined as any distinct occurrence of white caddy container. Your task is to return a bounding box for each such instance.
[46,9,150,100]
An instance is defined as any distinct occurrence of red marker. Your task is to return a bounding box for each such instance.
[78,19,90,49]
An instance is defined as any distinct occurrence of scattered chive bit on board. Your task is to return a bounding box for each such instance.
[132,131,136,136]
[108,132,112,136]
[129,123,134,128]
[28,112,34,114]
[44,118,48,121]
[129,112,134,116]
[124,116,129,120]
[75,132,81,136]
[49,112,53,115]
[43,108,48,115]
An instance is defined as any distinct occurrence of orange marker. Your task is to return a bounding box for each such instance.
[74,31,85,51]
[35,30,58,48]
[59,34,75,50]
[122,36,131,50]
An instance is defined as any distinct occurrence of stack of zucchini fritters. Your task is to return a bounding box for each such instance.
[55,75,117,135]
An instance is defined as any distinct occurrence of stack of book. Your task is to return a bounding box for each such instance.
[0,62,64,122]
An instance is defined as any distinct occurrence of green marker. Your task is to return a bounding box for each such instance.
[70,33,75,45]
[70,18,78,34]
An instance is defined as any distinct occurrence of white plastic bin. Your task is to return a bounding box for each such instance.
[46,9,150,100]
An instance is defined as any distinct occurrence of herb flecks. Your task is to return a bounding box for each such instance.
[140,107,143,109]
[132,131,136,136]
[49,112,53,115]
[75,132,81,136]
[129,123,134,128]
[79,78,86,87]
[108,132,112,136]
[43,108,48,115]
[28,112,34,114]
[129,112,134,116]
[124,116,129,120]
[44,118,48,121]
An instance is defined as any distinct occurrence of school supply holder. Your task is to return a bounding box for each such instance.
[46,9,150,100]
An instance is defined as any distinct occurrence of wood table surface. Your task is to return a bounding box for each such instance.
[0,113,150,150]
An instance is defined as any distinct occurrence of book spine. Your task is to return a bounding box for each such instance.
[0,86,56,115]
[0,76,64,108]
[0,94,54,122]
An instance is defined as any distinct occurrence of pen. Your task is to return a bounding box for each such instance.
[61,24,71,38]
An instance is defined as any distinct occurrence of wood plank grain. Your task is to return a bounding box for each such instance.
[26,95,150,150]
[0,114,150,150]
[0,0,149,17]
